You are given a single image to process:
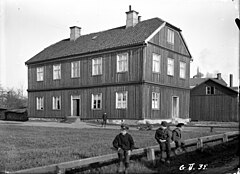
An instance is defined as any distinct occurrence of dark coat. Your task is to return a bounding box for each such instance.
[172,127,182,143]
[155,127,171,144]
[102,113,107,120]
[113,133,134,151]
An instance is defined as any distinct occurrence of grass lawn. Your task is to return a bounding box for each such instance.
[0,125,220,172]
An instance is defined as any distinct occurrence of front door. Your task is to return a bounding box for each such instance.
[71,95,81,116]
[172,96,179,119]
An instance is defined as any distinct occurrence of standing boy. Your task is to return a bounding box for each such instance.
[102,112,107,127]
[113,124,135,173]
[172,123,185,154]
[155,121,172,164]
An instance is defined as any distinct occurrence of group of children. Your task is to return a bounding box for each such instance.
[112,121,185,173]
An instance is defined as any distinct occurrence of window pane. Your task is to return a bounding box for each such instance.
[117,53,128,72]
[167,58,174,76]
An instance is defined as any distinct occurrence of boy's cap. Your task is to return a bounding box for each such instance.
[161,121,168,127]
[121,124,129,130]
[176,123,185,127]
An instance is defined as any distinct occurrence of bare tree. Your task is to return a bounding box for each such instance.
[0,85,27,109]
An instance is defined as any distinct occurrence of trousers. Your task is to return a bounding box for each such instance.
[159,141,171,160]
[118,149,130,168]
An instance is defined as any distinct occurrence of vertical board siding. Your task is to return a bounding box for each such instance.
[190,95,238,122]
[190,81,238,122]
[28,47,143,91]
[28,85,143,119]
[142,84,190,120]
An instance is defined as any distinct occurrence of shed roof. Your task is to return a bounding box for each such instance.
[190,78,227,88]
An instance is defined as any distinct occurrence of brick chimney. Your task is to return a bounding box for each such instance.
[126,5,139,28]
[217,73,222,80]
[229,74,233,87]
[70,26,81,41]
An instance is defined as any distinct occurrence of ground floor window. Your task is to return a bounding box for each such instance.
[152,92,160,110]
[36,97,44,110]
[92,93,102,110]
[116,91,128,109]
[52,96,61,110]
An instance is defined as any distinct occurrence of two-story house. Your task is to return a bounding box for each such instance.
[25,6,192,122]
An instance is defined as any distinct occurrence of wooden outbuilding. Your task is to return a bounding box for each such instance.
[190,78,238,122]
[4,108,28,121]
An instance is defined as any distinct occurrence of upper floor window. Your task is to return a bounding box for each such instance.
[92,93,102,109]
[71,61,80,78]
[152,53,161,73]
[116,91,128,109]
[206,86,215,95]
[117,53,128,72]
[53,64,61,80]
[152,92,160,110]
[92,58,102,76]
[167,29,174,44]
[36,97,44,110]
[36,67,44,81]
[180,62,186,79]
[52,96,61,110]
[167,58,174,76]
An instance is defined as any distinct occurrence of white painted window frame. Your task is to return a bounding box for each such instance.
[117,53,128,72]
[116,91,128,109]
[92,58,102,76]
[91,93,102,110]
[36,67,44,81]
[152,53,161,73]
[167,58,174,76]
[53,64,61,80]
[152,92,160,110]
[71,61,80,78]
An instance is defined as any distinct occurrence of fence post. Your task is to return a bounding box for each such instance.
[223,133,228,143]
[56,165,65,174]
[197,138,203,149]
[146,148,155,165]
[210,127,213,132]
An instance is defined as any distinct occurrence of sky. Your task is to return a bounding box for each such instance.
[0,0,239,95]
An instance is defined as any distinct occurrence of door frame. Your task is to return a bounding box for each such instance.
[172,96,179,119]
[71,95,81,116]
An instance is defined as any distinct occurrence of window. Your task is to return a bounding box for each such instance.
[36,67,44,81]
[117,53,128,72]
[116,91,128,109]
[152,92,160,110]
[53,64,61,80]
[36,97,44,110]
[71,61,80,78]
[180,62,186,79]
[152,53,161,73]
[92,93,102,109]
[167,58,174,76]
[52,96,61,110]
[167,29,174,44]
[206,86,215,95]
[92,58,102,75]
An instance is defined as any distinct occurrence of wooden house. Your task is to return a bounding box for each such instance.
[190,75,238,122]
[25,6,192,122]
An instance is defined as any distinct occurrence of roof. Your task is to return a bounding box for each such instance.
[190,78,227,88]
[191,78,238,94]
[26,17,191,65]
[5,109,27,114]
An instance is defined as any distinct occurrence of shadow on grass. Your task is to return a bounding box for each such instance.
[138,139,239,174]
[64,139,239,174]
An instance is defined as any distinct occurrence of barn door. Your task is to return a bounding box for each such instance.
[71,95,81,116]
[172,96,179,118]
